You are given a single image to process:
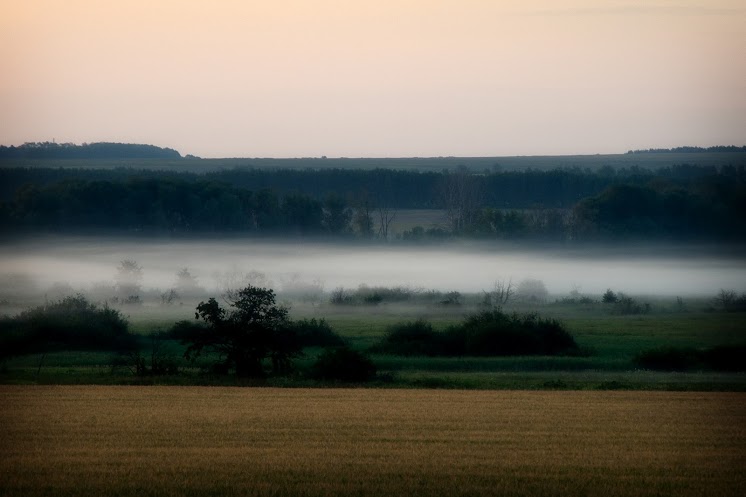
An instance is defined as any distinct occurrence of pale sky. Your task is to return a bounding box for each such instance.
[1,0,744,158]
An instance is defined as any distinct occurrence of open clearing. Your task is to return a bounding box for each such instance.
[1,386,744,497]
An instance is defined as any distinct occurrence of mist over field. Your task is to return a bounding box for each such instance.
[1,236,744,299]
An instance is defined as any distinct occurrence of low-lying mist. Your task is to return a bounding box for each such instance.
[1,237,744,302]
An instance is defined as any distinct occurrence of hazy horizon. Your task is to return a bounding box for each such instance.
[2,0,745,158]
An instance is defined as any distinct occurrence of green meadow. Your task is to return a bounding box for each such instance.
[3,295,744,391]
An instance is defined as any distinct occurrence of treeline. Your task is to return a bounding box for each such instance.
[0,142,181,160]
[572,184,746,240]
[0,163,738,207]
[627,145,746,154]
[0,178,355,234]
[443,181,746,241]
[1,164,744,241]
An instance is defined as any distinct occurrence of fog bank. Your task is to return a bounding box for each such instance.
[1,237,744,297]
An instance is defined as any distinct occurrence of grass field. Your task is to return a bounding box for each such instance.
[1,386,744,497]
[2,300,745,390]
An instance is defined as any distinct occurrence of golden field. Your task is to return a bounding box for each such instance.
[1,386,744,497]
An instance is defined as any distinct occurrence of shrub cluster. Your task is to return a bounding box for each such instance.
[635,344,746,372]
[0,295,136,357]
[376,310,579,357]
[310,346,377,382]
[376,319,442,356]
[288,318,345,347]
[330,285,417,305]
[329,286,467,306]
[602,290,650,314]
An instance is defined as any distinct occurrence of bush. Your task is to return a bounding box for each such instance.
[634,346,701,371]
[702,344,746,372]
[168,319,209,339]
[556,295,596,305]
[356,285,414,304]
[0,294,136,357]
[330,287,354,305]
[439,291,462,306]
[329,285,418,305]
[289,318,345,347]
[612,294,650,315]
[455,311,578,356]
[602,289,618,304]
[374,311,580,357]
[310,346,377,382]
[376,319,445,356]
[634,344,746,372]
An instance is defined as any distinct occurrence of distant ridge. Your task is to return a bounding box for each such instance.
[626,145,746,154]
[0,142,181,160]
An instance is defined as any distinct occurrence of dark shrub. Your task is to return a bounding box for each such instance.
[613,295,650,315]
[635,347,701,371]
[310,346,377,382]
[0,294,136,357]
[543,379,568,389]
[602,289,618,303]
[439,291,462,306]
[374,311,579,357]
[330,287,354,305]
[635,344,746,372]
[363,293,384,304]
[701,344,746,372]
[440,326,468,356]
[289,318,345,347]
[168,319,208,339]
[329,285,417,306]
[456,311,578,356]
[376,319,445,356]
[356,285,414,304]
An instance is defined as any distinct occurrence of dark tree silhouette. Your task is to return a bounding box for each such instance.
[182,286,301,377]
[322,193,352,234]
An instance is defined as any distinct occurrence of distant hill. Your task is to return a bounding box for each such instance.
[0,142,181,160]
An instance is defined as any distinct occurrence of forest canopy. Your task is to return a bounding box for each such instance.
[0,159,744,242]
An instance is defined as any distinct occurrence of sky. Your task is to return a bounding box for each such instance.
[1,0,745,158]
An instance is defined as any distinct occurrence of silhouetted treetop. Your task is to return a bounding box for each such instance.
[626,145,746,154]
[0,142,181,160]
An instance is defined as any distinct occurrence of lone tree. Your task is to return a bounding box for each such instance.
[182,286,301,377]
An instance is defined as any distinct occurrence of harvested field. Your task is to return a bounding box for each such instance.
[1,386,744,497]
